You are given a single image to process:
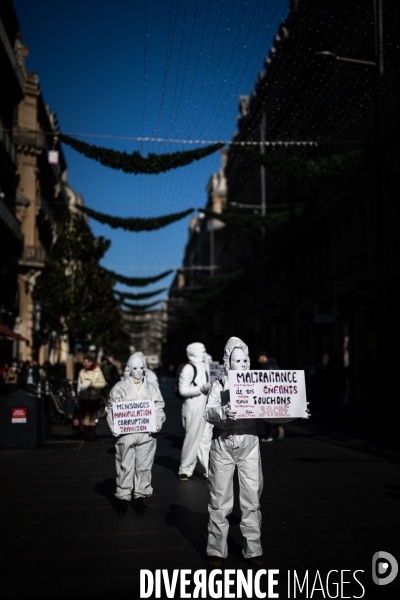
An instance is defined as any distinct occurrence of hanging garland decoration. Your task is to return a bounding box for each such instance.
[168,271,244,326]
[232,146,364,179]
[115,288,166,301]
[168,290,222,330]
[199,208,296,229]
[59,134,224,174]
[103,268,173,287]
[122,300,161,312]
[77,205,194,232]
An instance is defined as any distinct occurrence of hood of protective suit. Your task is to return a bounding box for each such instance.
[186,342,205,365]
[223,336,250,374]
[123,352,147,379]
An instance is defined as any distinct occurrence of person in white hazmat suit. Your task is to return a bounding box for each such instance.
[178,342,213,481]
[123,351,159,389]
[107,353,165,516]
[204,336,294,568]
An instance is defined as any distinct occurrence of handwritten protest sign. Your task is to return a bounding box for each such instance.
[209,362,225,383]
[209,362,220,383]
[113,400,156,434]
[228,370,308,419]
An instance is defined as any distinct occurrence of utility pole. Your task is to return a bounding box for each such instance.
[260,110,267,347]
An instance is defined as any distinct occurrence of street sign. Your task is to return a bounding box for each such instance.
[228,370,308,419]
[11,408,27,423]
[48,150,59,164]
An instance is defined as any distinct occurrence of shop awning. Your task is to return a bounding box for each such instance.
[0,325,28,342]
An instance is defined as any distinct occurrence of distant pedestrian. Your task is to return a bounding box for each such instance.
[77,353,106,442]
[0,362,9,395]
[5,362,20,393]
[101,354,120,397]
[22,360,40,390]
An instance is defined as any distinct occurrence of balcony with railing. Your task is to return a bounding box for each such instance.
[19,245,47,267]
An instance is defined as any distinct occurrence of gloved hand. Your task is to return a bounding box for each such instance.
[79,383,88,391]
[200,383,211,394]
[224,403,237,421]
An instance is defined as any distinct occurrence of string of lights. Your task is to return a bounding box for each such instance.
[55,0,400,304]
[192,0,263,140]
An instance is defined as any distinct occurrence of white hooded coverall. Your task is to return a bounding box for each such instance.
[178,342,213,478]
[123,351,160,389]
[204,336,263,559]
[107,353,165,501]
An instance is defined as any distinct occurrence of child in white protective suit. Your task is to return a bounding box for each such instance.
[107,352,165,516]
[204,336,294,568]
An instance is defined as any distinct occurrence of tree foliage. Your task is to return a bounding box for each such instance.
[34,212,129,358]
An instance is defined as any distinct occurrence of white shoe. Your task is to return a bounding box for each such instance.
[261,437,273,442]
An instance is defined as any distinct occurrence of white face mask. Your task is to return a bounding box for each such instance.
[230,348,248,371]
[130,357,144,379]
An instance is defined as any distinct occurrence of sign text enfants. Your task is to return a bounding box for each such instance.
[228,370,308,419]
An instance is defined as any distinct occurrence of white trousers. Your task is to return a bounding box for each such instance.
[207,432,263,559]
[115,433,156,501]
[179,397,213,477]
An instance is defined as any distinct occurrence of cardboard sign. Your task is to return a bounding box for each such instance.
[209,362,220,383]
[209,362,225,383]
[228,370,308,419]
[113,400,156,434]
[12,408,27,423]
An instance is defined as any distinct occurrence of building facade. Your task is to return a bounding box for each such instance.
[168,0,400,422]
[0,0,25,363]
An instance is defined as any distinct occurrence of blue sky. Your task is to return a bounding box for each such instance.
[14,0,288,302]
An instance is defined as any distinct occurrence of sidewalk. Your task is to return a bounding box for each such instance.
[1,378,399,599]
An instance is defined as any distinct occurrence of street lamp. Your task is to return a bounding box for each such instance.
[314,51,376,67]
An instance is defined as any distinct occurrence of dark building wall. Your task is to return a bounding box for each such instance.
[0,0,24,362]
[168,0,400,423]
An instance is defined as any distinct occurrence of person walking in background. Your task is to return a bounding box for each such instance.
[77,353,106,443]
[178,342,212,481]
[101,354,120,397]
[21,360,40,390]
[0,362,10,396]
[257,350,285,442]
[5,362,20,393]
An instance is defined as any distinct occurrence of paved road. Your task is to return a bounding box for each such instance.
[0,378,399,599]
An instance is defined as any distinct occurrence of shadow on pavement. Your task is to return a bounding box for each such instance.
[162,433,185,450]
[94,477,118,508]
[168,503,245,563]
[154,454,180,474]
